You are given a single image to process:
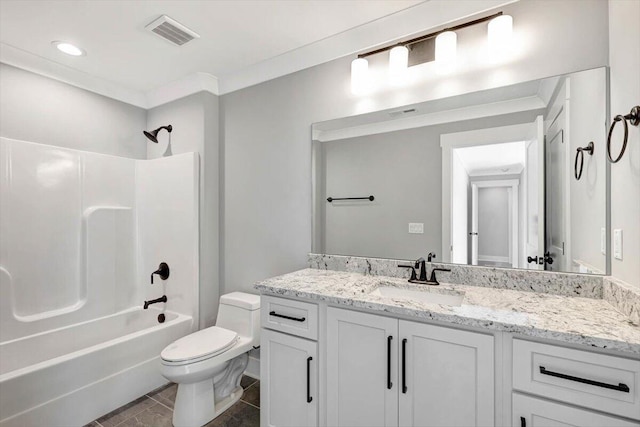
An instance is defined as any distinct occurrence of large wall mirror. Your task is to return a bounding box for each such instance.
[312,67,609,275]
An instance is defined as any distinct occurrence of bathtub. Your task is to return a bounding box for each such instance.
[0,307,193,427]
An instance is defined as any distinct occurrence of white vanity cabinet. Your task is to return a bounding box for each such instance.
[326,307,399,427]
[511,338,640,426]
[260,295,319,427]
[326,307,494,427]
[513,394,640,427]
[398,319,494,427]
[260,294,639,427]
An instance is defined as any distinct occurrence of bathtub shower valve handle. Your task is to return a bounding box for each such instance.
[143,295,167,309]
[151,262,170,284]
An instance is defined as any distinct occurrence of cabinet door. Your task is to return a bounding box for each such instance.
[260,328,317,427]
[398,320,494,427]
[513,393,640,427]
[327,307,398,427]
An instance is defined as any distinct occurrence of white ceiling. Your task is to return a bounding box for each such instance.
[0,0,420,90]
[455,141,525,175]
[0,0,514,106]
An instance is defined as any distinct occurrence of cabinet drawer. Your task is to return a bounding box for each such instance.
[513,393,639,427]
[513,339,640,420]
[261,295,318,340]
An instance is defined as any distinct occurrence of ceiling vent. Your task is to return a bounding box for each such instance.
[145,15,200,46]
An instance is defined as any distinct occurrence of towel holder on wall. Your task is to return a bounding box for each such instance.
[574,141,594,180]
[327,195,375,202]
[607,105,639,163]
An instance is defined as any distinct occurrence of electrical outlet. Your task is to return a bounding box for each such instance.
[600,228,606,255]
[408,223,424,234]
[613,229,623,260]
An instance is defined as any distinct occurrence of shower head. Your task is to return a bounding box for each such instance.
[143,125,173,143]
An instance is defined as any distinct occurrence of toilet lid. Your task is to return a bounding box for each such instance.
[161,326,239,363]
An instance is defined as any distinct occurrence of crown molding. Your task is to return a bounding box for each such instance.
[1,43,219,109]
[1,0,516,105]
[145,72,219,109]
[0,42,148,107]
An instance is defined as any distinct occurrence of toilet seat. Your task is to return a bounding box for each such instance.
[161,326,239,366]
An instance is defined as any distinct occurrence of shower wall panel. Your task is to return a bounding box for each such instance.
[0,138,136,342]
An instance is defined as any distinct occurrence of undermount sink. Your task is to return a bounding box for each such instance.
[369,285,464,307]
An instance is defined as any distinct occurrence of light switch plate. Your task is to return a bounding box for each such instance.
[600,228,606,255]
[613,229,623,260]
[408,223,424,234]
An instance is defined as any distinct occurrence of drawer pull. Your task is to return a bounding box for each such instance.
[387,336,393,390]
[307,356,313,403]
[269,311,306,322]
[539,366,630,393]
[402,338,407,394]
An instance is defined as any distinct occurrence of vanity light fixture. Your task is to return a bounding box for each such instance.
[350,11,511,94]
[388,45,409,85]
[51,41,85,56]
[487,14,513,59]
[351,57,370,95]
[435,31,457,66]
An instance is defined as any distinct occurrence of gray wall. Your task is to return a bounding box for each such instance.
[147,92,220,328]
[220,0,609,294]
[609,1,640,287]
[317,113,537,261]
[322,127,441,260]
[0,63,146,159]
[568,68,607,273]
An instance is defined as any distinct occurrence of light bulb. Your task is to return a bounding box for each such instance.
[52,41,85,56]
[487,15,513,59]
[388,45,409,85]
[435,31,457,66]
[351,57,370,95]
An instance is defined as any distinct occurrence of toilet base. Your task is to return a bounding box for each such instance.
[171,353,249,427]
[173,381,244,427]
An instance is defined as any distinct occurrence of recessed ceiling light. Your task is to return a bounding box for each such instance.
[51,41,85,56]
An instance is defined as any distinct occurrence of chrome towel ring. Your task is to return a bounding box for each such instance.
[607,105,639,163]
[574,141,594,180]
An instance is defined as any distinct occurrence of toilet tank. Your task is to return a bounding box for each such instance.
[216,292,260,343]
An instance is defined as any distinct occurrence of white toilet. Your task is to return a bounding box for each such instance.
[160,292,260,427]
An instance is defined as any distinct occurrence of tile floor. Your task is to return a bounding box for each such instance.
[85,376,260,427]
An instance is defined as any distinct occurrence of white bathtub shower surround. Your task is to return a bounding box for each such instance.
[0,137,200,426]
[0,308,192,427]
[0,139,137,340]
[136,153,200,323]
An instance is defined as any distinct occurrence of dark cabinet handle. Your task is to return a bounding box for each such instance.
[387,336,393,390]
[520,416,526,427]
[402,338,407,394]
[539,366,630,392]
[269,311,306,322]
[307,356,313,403]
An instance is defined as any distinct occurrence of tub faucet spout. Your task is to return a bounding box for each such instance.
[144,295,167,309]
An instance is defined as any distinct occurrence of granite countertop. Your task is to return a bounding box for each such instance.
[255,268,640,356]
